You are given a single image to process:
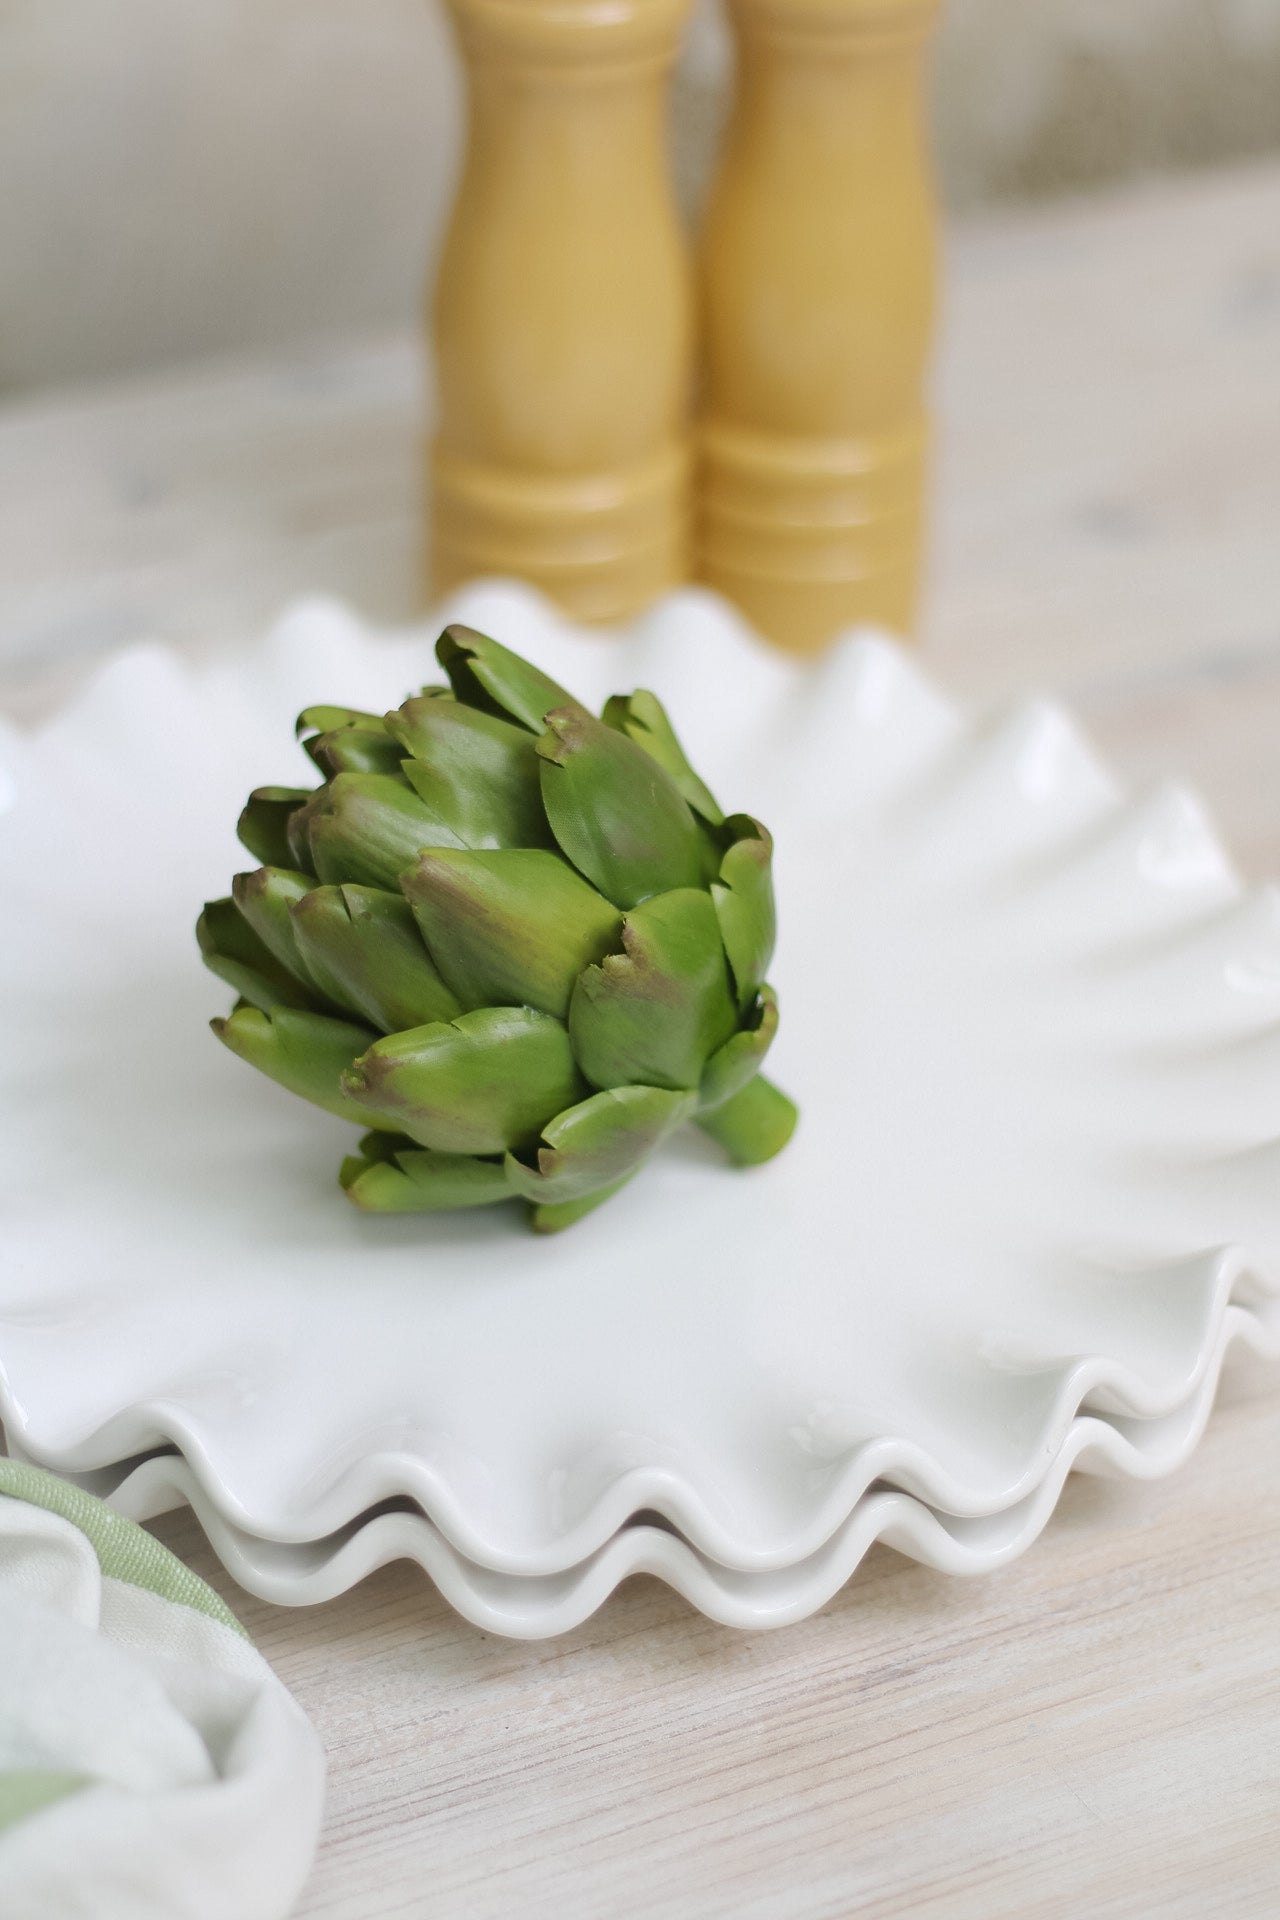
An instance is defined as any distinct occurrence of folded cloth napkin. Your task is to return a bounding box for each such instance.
[0,1459,325,1920]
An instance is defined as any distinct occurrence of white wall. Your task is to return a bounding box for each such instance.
[932,0,1280,206]
[2,0,1278,393]
[0,0,462,389]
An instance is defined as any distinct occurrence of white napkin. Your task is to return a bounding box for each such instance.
[0,1462,324,1920]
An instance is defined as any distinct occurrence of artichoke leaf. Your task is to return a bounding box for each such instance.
[601,689,724,827]
[346,1128,416,1168]
[402,848,621,1019]
[391,696,553,851]
[230,866,327,1000]
[569,888,738,1092]
[342,1005,587,1156]
[298,772,461,889]
[698,985,780,1111]
[537,706,704,909]
[530,1175,637,1234]
[504,1085,695,1206]
[340,1141,513,1214]
[296,703,388,736]
[289,883,462,1032]
[197,897,318,1014]
[711,815,777,1010]
[437,624,582,735]
[213,1005,393,1130]
[303,726,405,778]
[238,787,315,871]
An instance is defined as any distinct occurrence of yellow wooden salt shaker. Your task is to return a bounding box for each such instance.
[697,0,940,653]
[430,0,695,624]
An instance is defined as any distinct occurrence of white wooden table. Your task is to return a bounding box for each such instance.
[3,162,1279,1919]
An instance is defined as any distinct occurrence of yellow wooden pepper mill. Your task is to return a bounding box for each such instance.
[430,0,695,624]
[697,0,940,653]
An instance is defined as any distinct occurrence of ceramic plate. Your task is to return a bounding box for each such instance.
[1,585,1278,1583]
[13,1297,1275,1636]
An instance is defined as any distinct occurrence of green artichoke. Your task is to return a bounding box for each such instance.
[198,624,796,1232]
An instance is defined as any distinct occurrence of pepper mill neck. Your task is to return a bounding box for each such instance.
[430,0,694,622]
[695,0,940,650]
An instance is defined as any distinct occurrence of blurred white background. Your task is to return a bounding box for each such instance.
[3,0,1279,392]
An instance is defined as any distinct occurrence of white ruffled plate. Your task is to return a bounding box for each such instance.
[15,1296,1276,1637]
[1,583,1278,1589]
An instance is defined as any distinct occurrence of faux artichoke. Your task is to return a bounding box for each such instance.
[198,624,796,1232]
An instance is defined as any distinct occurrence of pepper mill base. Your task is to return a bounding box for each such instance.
[429,439,692,625]
[697,415,926,652]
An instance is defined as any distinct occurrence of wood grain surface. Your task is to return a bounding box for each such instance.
[2,160,1279,1918]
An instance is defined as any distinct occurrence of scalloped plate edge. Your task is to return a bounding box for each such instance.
[9,1301,1275,1639]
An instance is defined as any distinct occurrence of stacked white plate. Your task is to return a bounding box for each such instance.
[1,586,1277,1638]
